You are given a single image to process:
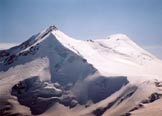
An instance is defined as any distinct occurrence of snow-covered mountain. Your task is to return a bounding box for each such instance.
[0,25,162,116]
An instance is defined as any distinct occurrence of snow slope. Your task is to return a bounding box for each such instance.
[52,31,162,82]
[1,25,162,81]
[0,25,162,116]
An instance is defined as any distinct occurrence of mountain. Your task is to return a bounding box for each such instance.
[0,25,162,116]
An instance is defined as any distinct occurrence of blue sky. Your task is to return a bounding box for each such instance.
[0,0,162,59]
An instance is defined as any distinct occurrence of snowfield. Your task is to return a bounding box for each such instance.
[0,25,162,116]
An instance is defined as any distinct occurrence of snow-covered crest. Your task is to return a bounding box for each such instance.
[1,25,162,82]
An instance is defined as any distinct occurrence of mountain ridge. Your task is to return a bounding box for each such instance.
[1,25,162,80]
[0,25,162,116]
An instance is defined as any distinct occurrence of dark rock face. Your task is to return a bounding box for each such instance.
[0,99,31,116]
[19,44,39,57]
[88,76,129,103]
[122,112,131,116]
[0,111,30,116]
[11,77,58,114]
[0,112,30,116]
[20,34,39,50]
[0,50,10,57]
[92,85,137,116]
[141,92,162,104]
[155,81,162,87]
[11,76,78,115]
[127,92,162,115]
[3,44,39,66]
[149,92,162,102]
[4,55,17,65]
[1,25,57,67]
[129,103,144,112]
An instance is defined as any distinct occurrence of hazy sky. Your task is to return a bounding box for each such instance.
[0,0,162,59]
